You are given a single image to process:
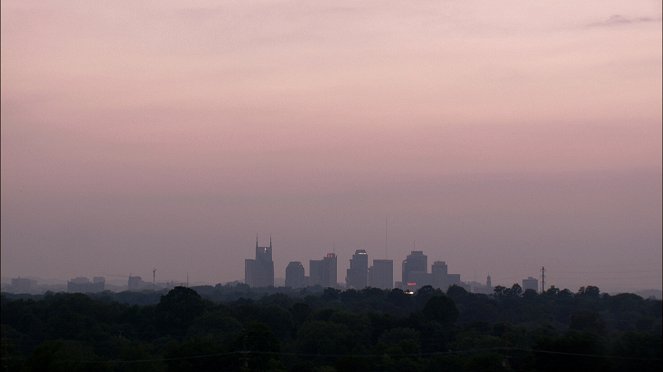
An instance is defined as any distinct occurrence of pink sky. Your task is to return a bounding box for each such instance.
[2,0,661,291]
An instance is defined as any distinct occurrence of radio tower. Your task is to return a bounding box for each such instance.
[385,216,388,259]
[152,268,157,289]
[541,266,545,293]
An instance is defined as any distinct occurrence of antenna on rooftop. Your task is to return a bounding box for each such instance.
[541,266,545,293]
[385,216,389,259]
[152,268,156,289]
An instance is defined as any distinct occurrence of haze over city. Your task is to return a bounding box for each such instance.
[1,0,661,293]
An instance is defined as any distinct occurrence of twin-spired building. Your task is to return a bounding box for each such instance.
[244,237,274,287]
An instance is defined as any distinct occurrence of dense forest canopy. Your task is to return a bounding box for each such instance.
[1,285,661,371]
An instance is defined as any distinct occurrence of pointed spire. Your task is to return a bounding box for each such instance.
[269,234,272,248]
[256,233,259,249]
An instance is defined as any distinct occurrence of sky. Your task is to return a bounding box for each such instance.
[2,0,661,292]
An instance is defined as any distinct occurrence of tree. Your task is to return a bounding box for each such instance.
[523,289,538,299]
[290,302,311,325]
[544,286,560,296]
[296,321,353,355]
[377,327,421,354]
[27,340,104,372]
[422,296,459,324]
[446,285,468,300]
[156,287,206,337]
[570,311,605,334]
[508,284,522,297]
[577,286,600,298]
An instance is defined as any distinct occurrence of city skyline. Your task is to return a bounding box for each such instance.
[2,0,661,293]
[2,224,662,294]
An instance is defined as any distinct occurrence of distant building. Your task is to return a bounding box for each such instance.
[431,261,449,289]
[93,276,105,289]
[522,276,538,292]
[472,275,493,294]
[408,271,432,289]
[128,275,149,291]
[285,261,306,288]
[10,277,36,293]
[368,259,393,289]
[274,277,286,287]
[346,249,369,289]
[310,253,337,288]
[447,274,461,288]
[402,251,427,286]
[468,275,493,294]
[68,276,104,293]
[245,236,275,287]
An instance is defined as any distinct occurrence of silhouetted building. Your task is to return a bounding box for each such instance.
[309,260,322,286]
[368,259,393,289]
[522,276,538,292]
[128,275,149,291]
[448,274,461,287]
[346,249,369,289]
[468,275,493,294]
[402,251,427,286]
[68,276,104,293]
[471,274,493,294]
[309,253,337,288]
[245,236,275,287]
[408,271,432,289]
[9,277,36,293]
[285,261,306,288]
[431,261,449,289]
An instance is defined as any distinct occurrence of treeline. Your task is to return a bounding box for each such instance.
[1,285,661,371]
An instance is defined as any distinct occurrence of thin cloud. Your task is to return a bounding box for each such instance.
[587,14,662,27]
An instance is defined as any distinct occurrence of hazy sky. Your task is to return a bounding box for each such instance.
[2,0,661,292]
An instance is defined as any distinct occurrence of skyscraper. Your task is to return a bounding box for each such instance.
[309,253,337,288]
[431,261,449,290]
[346,249,369,289]
[368,259,393,289]
[402,250,427,285]
[285,261,306,288]
[244,236,275,287]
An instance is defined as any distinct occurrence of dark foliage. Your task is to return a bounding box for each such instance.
[1,285,661,371]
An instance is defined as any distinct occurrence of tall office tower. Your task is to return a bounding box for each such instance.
[522,276,538,292]
[486,275,492,288]
[244,236,275,287]
[309,259,323,286]
[285,261,306,288]
[402,250,427,285]
[369,259,394,289]
[346,249,369,289]
[309,253,337,288]
[431,261,449,290]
